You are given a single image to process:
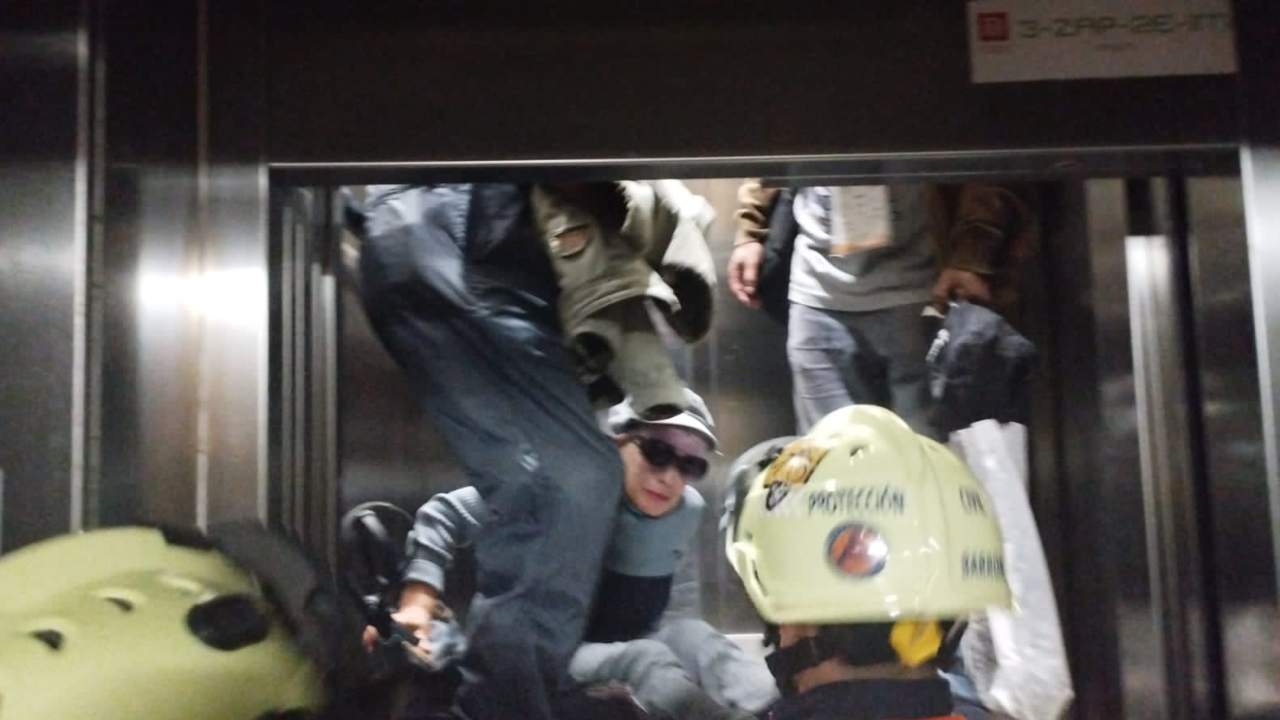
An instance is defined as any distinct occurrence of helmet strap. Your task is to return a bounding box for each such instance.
[764,634,845,697]
[764,621,960,695]
[888,620,944,668]
[935,619,966,666]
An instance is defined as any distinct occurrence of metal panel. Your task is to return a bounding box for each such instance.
[270,187,342,559]
[262,2,1240,165]
[97,0,202,529]
[0,0,90,550]
[1235,9,1280,715]
[1187,176,1280,718]
[1089,180,1157,720]
[1236,8,1280,693]
[1125,221,1219,720]
[1043,180,1150,719]
[1241,149,1280,596]
[1038,179,1237,719]
[94,0,272,531]
[273,148,1241,189]
[1018,182,1069,622]
[204,0,271,525]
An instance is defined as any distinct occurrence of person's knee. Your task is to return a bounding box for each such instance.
[658,618,717,649]
[626,639,680,664]
[617,639,686,683]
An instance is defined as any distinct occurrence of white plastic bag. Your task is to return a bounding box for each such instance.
[950,421,1074,720]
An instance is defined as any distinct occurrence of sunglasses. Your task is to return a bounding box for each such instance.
[630,436,709,480]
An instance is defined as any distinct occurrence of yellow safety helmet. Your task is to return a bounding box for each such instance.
[0,526,329,720]
[725,405,1011,627]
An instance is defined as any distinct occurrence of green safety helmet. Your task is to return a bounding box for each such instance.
[725,405,1011,627]
[0,526,330,719]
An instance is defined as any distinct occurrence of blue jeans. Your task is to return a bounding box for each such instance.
[785,301,937,437]
[359,185,624,720]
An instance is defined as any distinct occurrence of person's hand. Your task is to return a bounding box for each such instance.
[932,268,992,308]
[362,603,435,665]
[362,583,438,662]
[727,242,765,309]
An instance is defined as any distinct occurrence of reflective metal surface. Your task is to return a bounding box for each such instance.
[1242,148,1280,597]
[1044,180,1152,719]
[1226,16,1280,715]
[1193,176,1280,718]
[97,3,202,529]
[0,1,90,550]
[272,188,340,559]
[1126,221,1218,720]
[262,3,1239,165]
[273,147,1239,187]
[203,0,270,525]
[94,0,271,532]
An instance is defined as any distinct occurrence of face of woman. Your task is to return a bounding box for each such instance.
[618,426,711,517]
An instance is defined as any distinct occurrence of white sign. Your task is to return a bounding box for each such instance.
[968,0,1237,83]
[831,186,893,258]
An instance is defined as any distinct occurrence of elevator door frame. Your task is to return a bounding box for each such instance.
[267,148,1271,720]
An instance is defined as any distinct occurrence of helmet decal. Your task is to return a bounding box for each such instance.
[825,523,889,578]
[763,438,833,510]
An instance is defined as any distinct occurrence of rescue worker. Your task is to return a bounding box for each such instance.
[723,405,1011,720]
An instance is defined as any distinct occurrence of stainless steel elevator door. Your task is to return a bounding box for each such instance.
[1187,177,1280,718]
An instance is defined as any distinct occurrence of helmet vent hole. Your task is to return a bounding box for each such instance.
[30,629,64,651]
[752,568,767,595]
[103,596,135,612]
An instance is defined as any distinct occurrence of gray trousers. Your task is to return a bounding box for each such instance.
[568,618,778,720]
[786,301,937,437]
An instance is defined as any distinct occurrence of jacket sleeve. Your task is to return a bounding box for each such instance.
[943,184,1035,275]
[661,487,706,622]
[631,180,719,342]
[403,486,490,593]
[734,179,782,246]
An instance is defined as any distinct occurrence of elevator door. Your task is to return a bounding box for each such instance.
[1038,177,1278,720]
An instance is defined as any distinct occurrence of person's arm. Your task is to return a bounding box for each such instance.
[933,184,1033,308]
[364,487,489,653]
[402,486,490,601]
[661,487,707,622]
[661,541,702,623]
[728,180,781,308]
[734,179,780,247]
